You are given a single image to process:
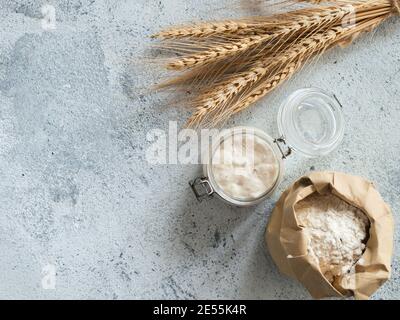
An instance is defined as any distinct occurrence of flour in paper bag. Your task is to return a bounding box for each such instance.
[295,194,370,287]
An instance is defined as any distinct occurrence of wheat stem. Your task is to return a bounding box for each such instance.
[166,6,354,70]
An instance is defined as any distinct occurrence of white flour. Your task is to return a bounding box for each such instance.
[295,194,369,287]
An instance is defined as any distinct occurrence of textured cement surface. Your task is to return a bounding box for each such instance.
[0,0,399,299]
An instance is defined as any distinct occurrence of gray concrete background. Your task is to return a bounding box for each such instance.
[0,0,399,299]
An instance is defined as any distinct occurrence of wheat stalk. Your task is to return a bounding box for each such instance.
[187,62,300,127]
[152,21,257,39]
[232,63,299,114]
[165,6,354,71]
[188,11,389,127]
[230,18,388,116]
[152,0,398,127]
[187,25,349,127]
[153,4,355,41]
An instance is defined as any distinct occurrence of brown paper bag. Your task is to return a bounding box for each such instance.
[265,171,394,300]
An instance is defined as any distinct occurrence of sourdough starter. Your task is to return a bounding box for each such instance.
[211,133,279,200]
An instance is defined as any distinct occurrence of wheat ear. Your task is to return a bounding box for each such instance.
[152,3,356,40]
[153,0,397,127]
[152,21,255,39]
[187,24,351,127]
[230,18,388,118]
[166,6,353,70]
[187,62,299,128]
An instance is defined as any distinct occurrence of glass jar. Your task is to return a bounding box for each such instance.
[189,87,345,207]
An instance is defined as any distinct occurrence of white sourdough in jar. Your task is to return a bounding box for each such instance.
[210,131,279,202]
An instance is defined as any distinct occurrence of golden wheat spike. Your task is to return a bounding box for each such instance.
[187,12,390,127]
[228,18,389,120]
[187,26,349,127]
[165,6,353,71]
[153,0,398,127]
[152,3,357,40]
[152,21,254,39]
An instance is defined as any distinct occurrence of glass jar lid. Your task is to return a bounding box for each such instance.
[277,88,345,157]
